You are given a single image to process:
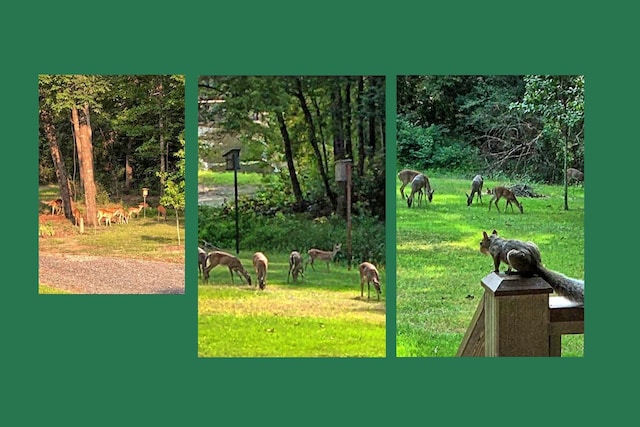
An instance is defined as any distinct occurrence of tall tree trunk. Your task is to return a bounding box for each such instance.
[40,105,74,222]
[311,94,329,175]
[367,78,377,162]
[344,77,353,159]
[294,78,336,210]
[356,76,365,177]
[125,138,133,191]
[72,104,98,226]
[157,77,166,197]
[275,110,304,210]
[331,79,346,217]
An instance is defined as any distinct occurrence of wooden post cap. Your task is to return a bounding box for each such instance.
[481,272,552,297]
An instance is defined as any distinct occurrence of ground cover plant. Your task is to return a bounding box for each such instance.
[396,174,584,357]
[198,251,386,357]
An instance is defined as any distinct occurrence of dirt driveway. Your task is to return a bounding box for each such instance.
[39,253,185,294]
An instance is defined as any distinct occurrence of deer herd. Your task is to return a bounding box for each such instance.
[399,167,584,214]
[198,241,382,301]
[40,199,171,226]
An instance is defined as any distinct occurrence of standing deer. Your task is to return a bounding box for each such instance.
[198,246,208,278]
[287,251,304,283]
[359,262,382,301]
[71,201,82,227]
[157,205,167,221]
[306,243,342,272]
[397,169,422,199]
[488,186,523,214]
[252,252,268,290]
[466,175,484,206]
[97,208,117,226]
[127,202,149,221]
[407,174,434,208]
[203,250,252,286]
[567,168,584,185]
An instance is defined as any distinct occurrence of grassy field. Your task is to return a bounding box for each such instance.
[198,170,262,186]
[198,251,386,357]
[38,185,185,262]
[396,174,584,357]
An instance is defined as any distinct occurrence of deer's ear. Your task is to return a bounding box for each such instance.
[492,230,498,235]
[483,231,488,239]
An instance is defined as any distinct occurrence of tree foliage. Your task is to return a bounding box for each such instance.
[39,75,185,201]
[397,75,584,183]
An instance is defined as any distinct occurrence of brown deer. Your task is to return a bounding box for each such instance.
[157,205,167,221]
[567,168,584,185]
[287,251,304,283]
[306,243,342,272]
[198,246,208,278]
[71,201,82,227]
[488,186,523,214]
[359,262,382,301]
[407,174,434,208]
[127,202,149,221]
[97,208,117,226]
[252,252,268,290]
[203,250,252,286]
[466,175,484,206]
[42,198,63,215]
[397,169,422,199]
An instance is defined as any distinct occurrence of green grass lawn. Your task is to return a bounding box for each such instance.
[198,251,386,357]
[396,174,584,357]
[198,170,263,186]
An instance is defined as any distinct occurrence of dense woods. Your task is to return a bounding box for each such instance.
[198,76,386,264]
[397,75,584,184]
[39,75,185,226]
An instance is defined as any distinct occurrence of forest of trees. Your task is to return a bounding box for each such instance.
[39,75,185,226]
[397,75,584,184]
[198,75,386,220]
[198,76,386,264]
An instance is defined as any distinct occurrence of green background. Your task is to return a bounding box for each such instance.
[2,1,634,424]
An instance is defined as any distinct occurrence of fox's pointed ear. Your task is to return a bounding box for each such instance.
[483,231,488,239]
[492,230,498,235]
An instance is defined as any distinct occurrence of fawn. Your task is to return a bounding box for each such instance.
[287,251,304,283]
[397,169,422,199]
[252,252,268,290]
[488,186,523,214]
[127,202,149,221]
[157,205,167,221]
[306,243,342,272]
[203,250,252,286]
[466,175,484,206]
[407,174,434,208]
[359,262,381,301]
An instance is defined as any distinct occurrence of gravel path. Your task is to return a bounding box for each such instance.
[39,253,185,294]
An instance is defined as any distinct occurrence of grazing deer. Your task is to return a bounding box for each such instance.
[306,243,342,272]
[157,205,167,221]
[466,175,484,206]
[397,169,422,199]
[359,262,382,301]
[97,208,117,226]
[203,250,252,286]
[252,252,268,290]
[488,186,523,214]
[127,202,149,221]
[287,251,304,283]
[567,167,584,185]
[42,198,63,215]
[407,174,434,208]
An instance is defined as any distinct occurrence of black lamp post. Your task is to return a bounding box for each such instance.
[223,148,241,255]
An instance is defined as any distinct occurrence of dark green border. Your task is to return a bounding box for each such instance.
[3,1,633,424]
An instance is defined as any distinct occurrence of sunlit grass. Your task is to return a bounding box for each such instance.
[198,251,386,357]
[396,174,584,357]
